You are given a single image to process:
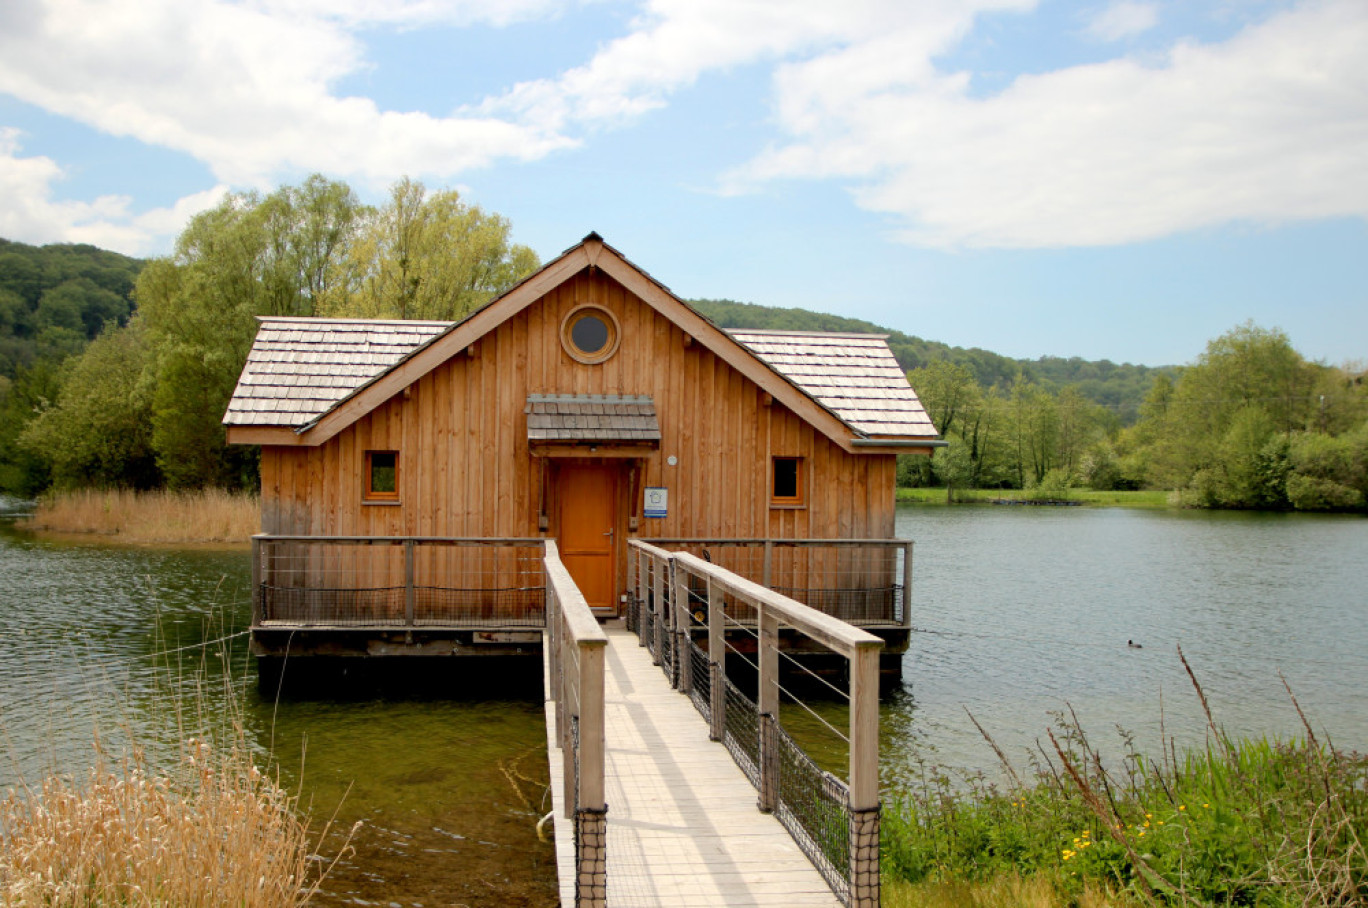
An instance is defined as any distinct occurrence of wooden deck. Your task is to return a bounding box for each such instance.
[545,623,842,908]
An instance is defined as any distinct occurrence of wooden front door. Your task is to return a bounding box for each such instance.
[556,462,620,614]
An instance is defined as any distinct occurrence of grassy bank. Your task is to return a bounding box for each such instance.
[881,656,1368,906]
[20,488,259,545]
[897,487,1174,509]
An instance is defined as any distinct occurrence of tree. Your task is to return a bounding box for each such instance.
[132,175,538,489]
[325,178,538,321]
[19,321,157,489]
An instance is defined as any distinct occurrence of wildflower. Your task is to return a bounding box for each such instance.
[1179,805,1186,811]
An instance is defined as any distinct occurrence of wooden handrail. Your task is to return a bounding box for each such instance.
[672,551,883,658]
[543,540,607,907]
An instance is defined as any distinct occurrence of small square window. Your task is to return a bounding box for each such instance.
[771,456,804,507]
[365,450,399,501]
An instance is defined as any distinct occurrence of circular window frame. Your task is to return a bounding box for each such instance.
[560,305,621,365]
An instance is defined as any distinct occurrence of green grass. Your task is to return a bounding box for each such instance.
[896,487,1174,509]
[881,654,1368,906]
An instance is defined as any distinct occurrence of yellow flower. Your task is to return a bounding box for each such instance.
[1179,805,1186,811]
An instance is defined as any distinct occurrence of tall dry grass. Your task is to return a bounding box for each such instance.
[21,488,259,544]
[1,735,344,906]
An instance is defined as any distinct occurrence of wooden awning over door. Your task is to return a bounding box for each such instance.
[526,394,661,457]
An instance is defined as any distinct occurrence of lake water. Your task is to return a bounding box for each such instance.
[888,505,1368,788]
[2,495,1365,903]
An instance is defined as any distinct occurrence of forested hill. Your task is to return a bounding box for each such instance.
[0,238,144,377]
[690,298,1175,425]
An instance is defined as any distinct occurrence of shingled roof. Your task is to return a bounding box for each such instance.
[526,394,661,444]
[728,330,936,438]
[223,317,451,427]
[224,316,936,441]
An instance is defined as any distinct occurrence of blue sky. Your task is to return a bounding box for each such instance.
[1,0,1364,368]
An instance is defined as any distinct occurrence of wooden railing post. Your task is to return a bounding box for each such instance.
[902,541,914,627]
[762,539,773,588]
[250,535,263,625]
[404,539,416,629]
[848,641,882,908]
[708,576,725,742]
[637,548,649,648]
[652,553,666,668]
[757,602,779,813]
[673,558,692,694]
[576,634,607,907]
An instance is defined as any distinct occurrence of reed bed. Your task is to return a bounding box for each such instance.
[21,488,259,544]
[882,651,1368,907]
[1,735,337,907]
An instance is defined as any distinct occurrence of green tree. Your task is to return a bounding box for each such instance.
[326,178,538,321]
[19,321,157,489]
[1132,322,1325,501]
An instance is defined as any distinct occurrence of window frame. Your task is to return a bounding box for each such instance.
[363,449,401,504]
[770,455,806,509]
[560,304,621,365]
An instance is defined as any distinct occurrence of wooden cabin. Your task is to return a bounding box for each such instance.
[224,234,940,664]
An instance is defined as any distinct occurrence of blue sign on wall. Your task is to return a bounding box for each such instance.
[644,487,668,518]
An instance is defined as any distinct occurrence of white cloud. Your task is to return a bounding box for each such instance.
[1084,1,1160,41]
[0,129,227,255]
[2,0,1364,255]
[731,0,1368,248]
[0,0,576,191]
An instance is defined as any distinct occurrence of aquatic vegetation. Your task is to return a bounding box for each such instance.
[20,487,259,544]
[882,653,1368,906]
[1,734,347,906]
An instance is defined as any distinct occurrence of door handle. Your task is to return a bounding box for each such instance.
[603,529,614,536]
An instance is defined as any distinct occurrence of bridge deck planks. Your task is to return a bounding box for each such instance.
[546,624,842,907]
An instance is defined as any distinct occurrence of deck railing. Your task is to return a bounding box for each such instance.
[250,535,547,628]
[643,537,913,627]
[544,540,608,908]
[629,540,883,908]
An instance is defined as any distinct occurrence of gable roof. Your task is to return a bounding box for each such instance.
[223,235,940,452]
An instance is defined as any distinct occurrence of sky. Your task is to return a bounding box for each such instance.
[1,0,1364,368]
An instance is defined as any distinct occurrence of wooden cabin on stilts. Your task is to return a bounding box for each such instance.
[223,234,942,686]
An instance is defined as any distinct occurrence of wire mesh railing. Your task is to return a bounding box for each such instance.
[544,540,608,908]
[250,536,547,629]
[644,537,913,626]
[627,539,884,908]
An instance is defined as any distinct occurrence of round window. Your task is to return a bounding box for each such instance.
[561,305,620,364]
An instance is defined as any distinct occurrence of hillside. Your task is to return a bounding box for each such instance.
[0,238,144,377]
[690,298,1174,425]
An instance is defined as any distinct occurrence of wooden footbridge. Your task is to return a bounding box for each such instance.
[249,534,904,907]
[543,540,883,908]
